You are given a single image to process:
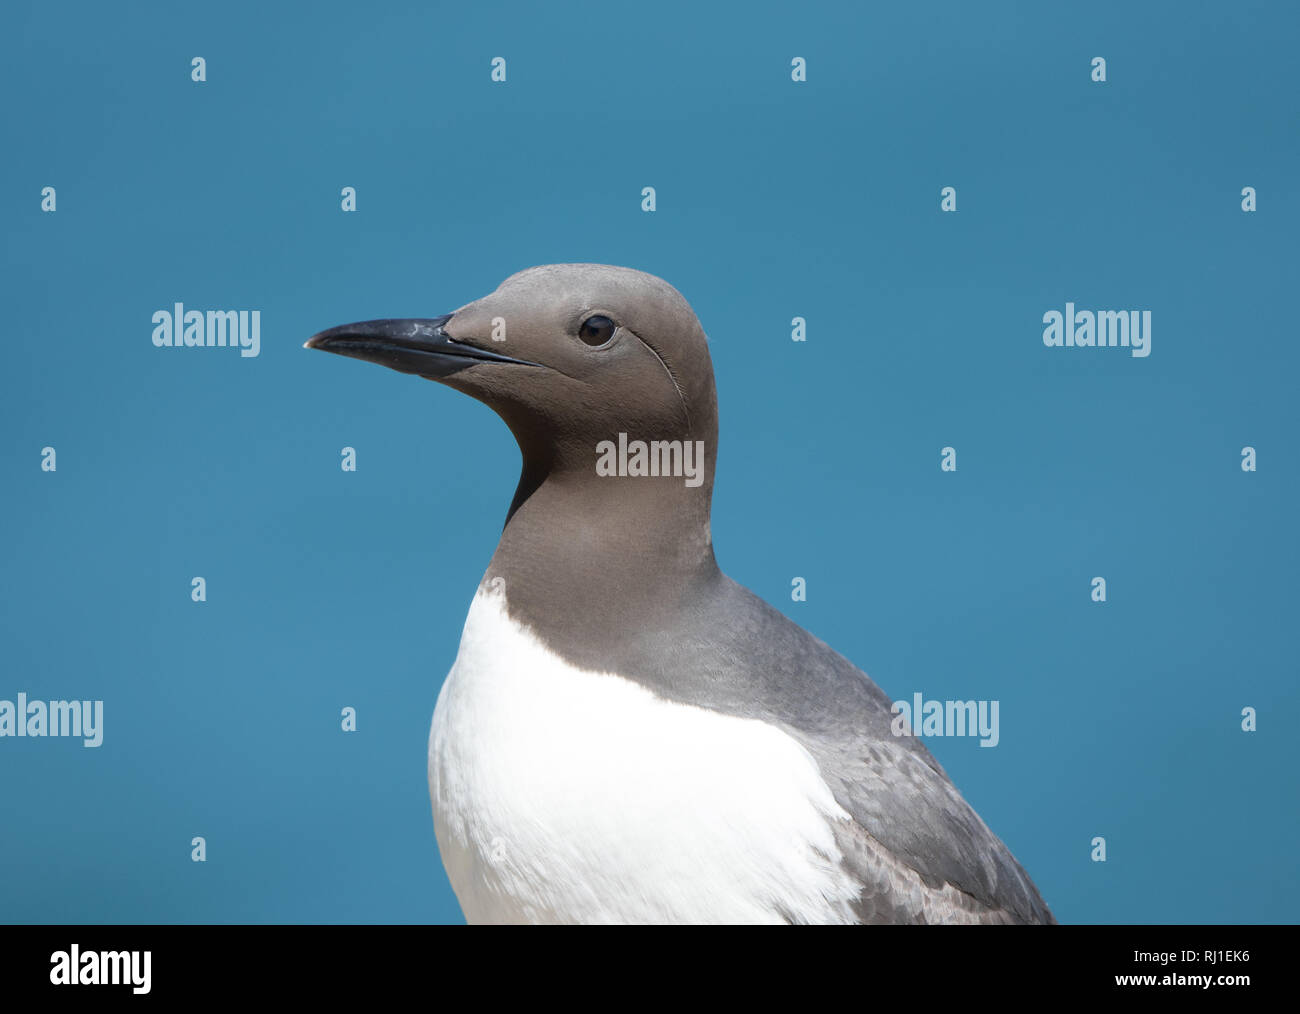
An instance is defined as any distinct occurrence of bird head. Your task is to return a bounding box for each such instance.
[305,264,718,478]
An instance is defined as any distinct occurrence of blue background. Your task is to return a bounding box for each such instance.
[2,0,1296,924]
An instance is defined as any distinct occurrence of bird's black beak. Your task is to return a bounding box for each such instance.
[304,315,540,379]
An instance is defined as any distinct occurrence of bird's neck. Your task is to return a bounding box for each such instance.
[481,463,721,656]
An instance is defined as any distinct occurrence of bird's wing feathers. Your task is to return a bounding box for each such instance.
[676,578,1055,924]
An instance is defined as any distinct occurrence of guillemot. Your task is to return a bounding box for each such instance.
[305,263,1055,925]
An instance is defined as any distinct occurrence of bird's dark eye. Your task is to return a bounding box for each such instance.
[578,314,617,347]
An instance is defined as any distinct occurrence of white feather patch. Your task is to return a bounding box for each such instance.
[428,584,862,924]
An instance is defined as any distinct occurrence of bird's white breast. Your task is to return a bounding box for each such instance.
[428,584,862,924]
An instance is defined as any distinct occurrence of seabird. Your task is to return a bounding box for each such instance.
[305,264,1056,925]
